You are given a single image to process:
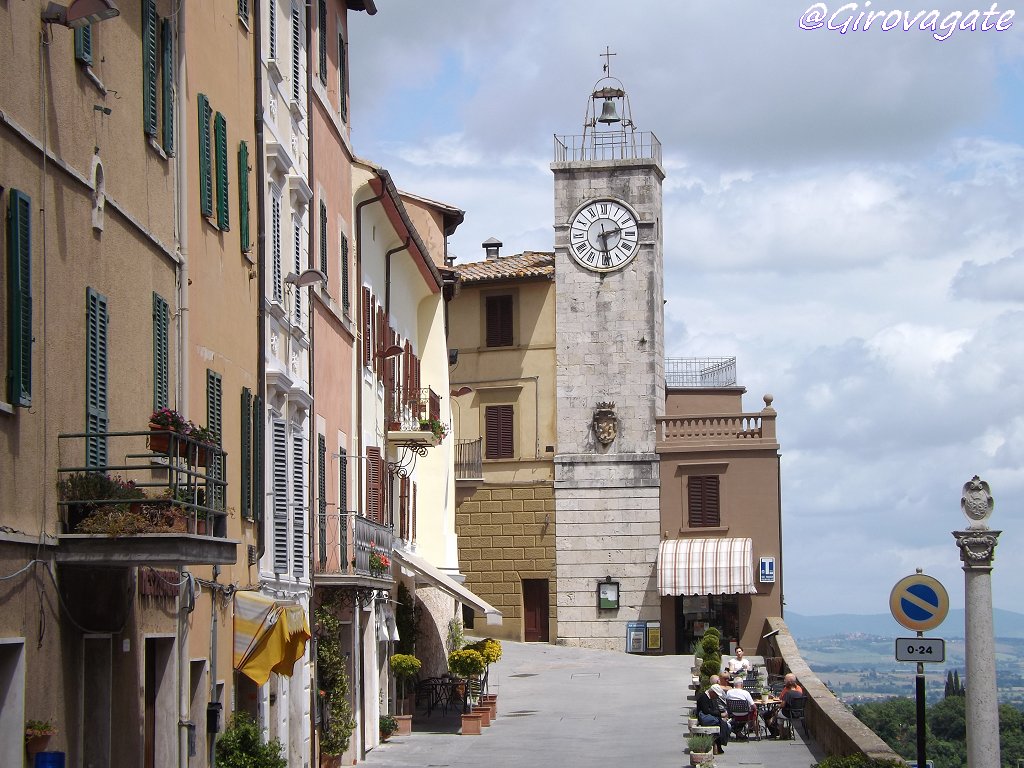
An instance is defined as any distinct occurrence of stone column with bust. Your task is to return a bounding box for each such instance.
[551,58,666,649]
[953,475,1001,768]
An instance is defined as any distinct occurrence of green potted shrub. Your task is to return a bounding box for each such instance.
[57,472,147,532]
[687,733,714,765]
[389,652,421,734]
[698,629,723,691]
[315,600,355,765]
[379,713,398,742]
[216,713,286,768]
[418,418,449,441]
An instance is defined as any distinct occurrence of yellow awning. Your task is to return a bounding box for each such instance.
[233,592,311,685]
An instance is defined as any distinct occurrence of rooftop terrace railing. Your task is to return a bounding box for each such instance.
[665,357,737,388]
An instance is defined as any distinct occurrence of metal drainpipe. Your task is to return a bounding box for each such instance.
[173,6,190,767]
[254,0,268,563]
[351,186,383,759]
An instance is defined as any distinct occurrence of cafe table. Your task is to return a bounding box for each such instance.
[754,696,782,739]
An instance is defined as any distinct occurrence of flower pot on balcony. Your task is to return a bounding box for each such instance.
[460,712,483,735]
[148,423,171,454]
[25,735,51,758]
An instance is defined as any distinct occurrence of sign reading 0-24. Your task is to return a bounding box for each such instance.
[568,198,639,272]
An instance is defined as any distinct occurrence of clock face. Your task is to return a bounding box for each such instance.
[568,199,639,272]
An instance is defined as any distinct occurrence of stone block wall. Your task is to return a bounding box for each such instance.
[456,483,557,642]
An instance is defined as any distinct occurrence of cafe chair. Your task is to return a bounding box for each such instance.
[725,698,759,740]
[781,694,808,738]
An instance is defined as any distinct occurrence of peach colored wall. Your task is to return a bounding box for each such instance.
[665,388,745,415]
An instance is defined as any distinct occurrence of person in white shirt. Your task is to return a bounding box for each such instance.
[724,677,757,739]
[724,677,755,707]
[725,647,752,676]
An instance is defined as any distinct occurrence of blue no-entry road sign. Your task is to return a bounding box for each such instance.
[889,574,949,632]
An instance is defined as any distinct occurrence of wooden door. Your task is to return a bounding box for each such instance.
[522,579,549,642]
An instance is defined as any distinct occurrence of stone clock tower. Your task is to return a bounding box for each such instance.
[552,61,666,650]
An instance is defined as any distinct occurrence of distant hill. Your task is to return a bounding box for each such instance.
[785,608,1024,639]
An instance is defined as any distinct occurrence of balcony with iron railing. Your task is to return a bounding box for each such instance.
[665,357,738,388]
[313,511,394,585]
[454,438,483,482]
[387,387,446,447]
[553,130,662,165]
[55,427,237,566]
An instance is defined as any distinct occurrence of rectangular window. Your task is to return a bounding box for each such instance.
[340,232,349,314]
[238,141,251,252]
[241,388,253,521]
[74,24,92,65]
[142,2,174,155]
[7,190,32,407]
[365,446,382,523]
[687,475,721,527]
[485,294,514,347]
[337,32,347,122]
[398,476,409,541]
[272,417,288,573]
[85,288,109,468]
[198,94,213,217]
[152,292,168,410]
[206,369,224,512]
[271,188,282,303]
[214,113,229,231]
[317,434,327,569]
[317,0,327,85]
[484,405,514,459]
[318,200,328,277]
[290,3,302,104]
[238,0,249,23]
[268,1,277,60]
[291,431,305,577]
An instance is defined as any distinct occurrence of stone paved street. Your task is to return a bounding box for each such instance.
[360,640,825,768]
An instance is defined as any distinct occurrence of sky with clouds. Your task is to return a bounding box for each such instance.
[349,1,1024,619]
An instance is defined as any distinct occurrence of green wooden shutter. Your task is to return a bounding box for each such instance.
[206,369,223,509]
[317,0,327,85]
[338,33,347,122]
[317,433,327,569]
[142,0,158,136]
[365,446,381,524]
[238,141,251,252]
[74,24,93,65]
[7,190,32,407]
[161,19,174,156]
[254,394,265,525]
[198,94,213,217]
[215,113,229,231]
[152,292,168,410]
[85,288,109,468]
[241,388,253,520]
[339,447,348,512]
[319,200,328,276]
[340,232,349,313]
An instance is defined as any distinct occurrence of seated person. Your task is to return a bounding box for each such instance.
[695,685,731,754]
[725,647,752,676]
[707,674,728,716]
[724,677,757,738]
[769,674,805,738]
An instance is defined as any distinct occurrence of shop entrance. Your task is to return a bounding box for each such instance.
[674,594,740,654]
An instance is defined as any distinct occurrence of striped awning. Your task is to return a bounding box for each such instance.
[657,538,757,596]
[392,547,503,626]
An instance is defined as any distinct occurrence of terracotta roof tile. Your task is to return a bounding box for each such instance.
[455,252,554,283]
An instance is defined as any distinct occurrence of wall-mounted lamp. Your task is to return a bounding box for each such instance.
[375,345,403,359]
[283,268,327,288]
[42,0,120,27]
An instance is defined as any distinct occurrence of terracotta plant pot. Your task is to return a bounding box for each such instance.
[319,754,342,768]
[26,735,52,758]
[148,423,172,454]
[472,704,491,726]
[461,712,483,735]
[394,714,412,735]
[689,751,713,766]
[481,693,498,718]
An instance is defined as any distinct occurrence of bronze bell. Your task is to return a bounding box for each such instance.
[597,97,621,124]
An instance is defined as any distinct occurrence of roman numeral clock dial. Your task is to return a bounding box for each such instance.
[567,198,639,273]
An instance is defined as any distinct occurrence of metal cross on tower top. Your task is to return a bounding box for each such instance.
[600,46,616,75]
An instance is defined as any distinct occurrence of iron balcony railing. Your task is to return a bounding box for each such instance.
[314,511,394,579]
[388,387,441,431]
[665,357,737,388]
[56,427,228,537]
[553,130,661,165]
[454,438,483,481]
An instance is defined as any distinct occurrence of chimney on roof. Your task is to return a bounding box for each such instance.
[483,237,502,260]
